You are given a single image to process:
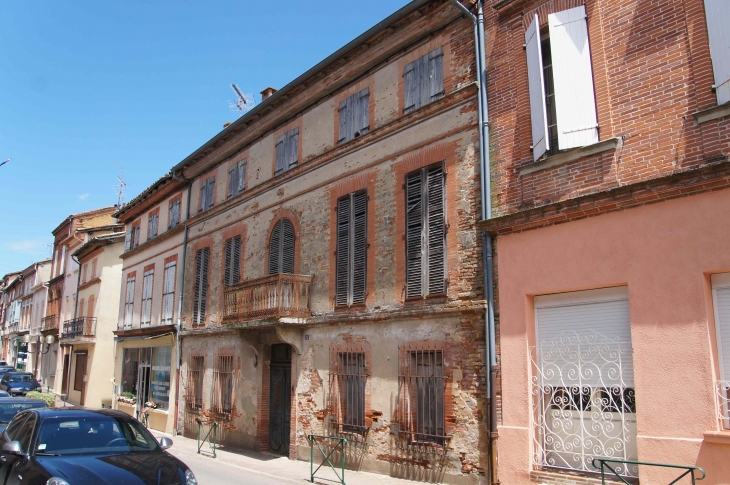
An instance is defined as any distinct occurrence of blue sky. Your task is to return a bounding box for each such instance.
[0,0,411,273]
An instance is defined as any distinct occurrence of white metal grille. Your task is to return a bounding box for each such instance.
[717,380,730,430]
[531,331,637,477]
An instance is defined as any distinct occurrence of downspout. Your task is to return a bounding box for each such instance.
[449,1,498,483]
[171,170,192,435]
[68,254,82,399]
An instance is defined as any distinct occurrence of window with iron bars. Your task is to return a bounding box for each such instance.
[328,350,368,436]
[186,355,204,411]
[211,355,234,417]
[396,348,447,446]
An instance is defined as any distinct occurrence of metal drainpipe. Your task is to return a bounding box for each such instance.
[449,1,497,483]
[71,255,82,320]
[171,170,192,435]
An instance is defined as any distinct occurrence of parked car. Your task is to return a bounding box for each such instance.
[0,398,47,433]
[0,391,10,398]
[0,366,16,378]
[0,409,196,485]
[0,361,8,366]
[0,373,42,397]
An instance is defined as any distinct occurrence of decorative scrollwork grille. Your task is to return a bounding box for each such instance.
[531,331,638,478]
[717,380,730,430]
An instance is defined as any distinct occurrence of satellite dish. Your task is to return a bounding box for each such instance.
[229,84,256,116]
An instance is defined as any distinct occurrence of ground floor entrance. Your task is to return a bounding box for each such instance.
[268,343,292,455]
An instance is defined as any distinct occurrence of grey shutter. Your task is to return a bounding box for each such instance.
[428,48,444,101]
[124,228,132,251]
[141,270,153,325]
[704,0,730,104]
[268,222,281,275]
[281,219,295,273]
[351,191,367,304]
[287,128,299,169]
[169,200,180,228]
[206,177,215,209]
[355,88,370,137]
[162,262,176,324]
[149,213,158,238]
[404,60,418,113]
[200,180,208,211]
[525,14,550,161]
[335,197,351,306]
[237,160,247,194]
[405,172,424,298]
[228,164,239,199]
[275,135,286,174]
[193,248,210,325]
[224,236,241,286]
[224,237,233,286]
[338,98,351,143]
[124,277,135,328]
[426,167,446,295]
[133,226,140,247]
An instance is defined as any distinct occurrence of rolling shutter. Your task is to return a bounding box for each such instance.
[162,262,176,324]
[704,0,730,104]
[193,248,210,325]
[525,14,550,161]
[224,236,241,286]
[548,6,599,149]
[335,192,368,306]
[535,287,633,387]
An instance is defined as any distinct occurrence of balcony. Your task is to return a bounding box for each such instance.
[62,317,96,340]
[41,315,59,332]
[223,273,313,326]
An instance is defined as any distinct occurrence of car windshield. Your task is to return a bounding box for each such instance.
[8,375,34,383]
[0,402,46,424]
[36,416,160,456]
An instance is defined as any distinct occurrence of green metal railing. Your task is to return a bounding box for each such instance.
[197,419,218,458]
[592,458,706,485]
[308,434,347,485]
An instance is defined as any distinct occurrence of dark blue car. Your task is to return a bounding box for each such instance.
[0,373,42,397]
[0,409,196,485]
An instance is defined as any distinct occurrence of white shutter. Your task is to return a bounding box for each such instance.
[141,270,153,325]
[525,14,550,161]
[124,277,135,328]
[548,6,599,149]
[712,274,730,381]
[535,287,633,387]
[162,262,176,324]
[704,0,730,104]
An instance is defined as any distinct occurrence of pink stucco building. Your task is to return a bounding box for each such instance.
[481,0,730,483]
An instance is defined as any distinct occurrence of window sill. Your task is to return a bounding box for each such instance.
[693,102,730,124]
[704,430,730,445]
[519,137,623,176]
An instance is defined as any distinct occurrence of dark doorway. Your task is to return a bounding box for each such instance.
[61,354,70,395]
[73,352,88,406]
[269,344,292,455]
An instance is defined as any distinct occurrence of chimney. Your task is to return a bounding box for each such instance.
[260,87,278,101]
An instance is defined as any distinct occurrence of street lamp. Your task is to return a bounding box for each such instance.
[25,334,55,355]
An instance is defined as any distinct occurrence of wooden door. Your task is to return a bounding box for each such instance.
[74,353,87,406]
[268,344,292,455]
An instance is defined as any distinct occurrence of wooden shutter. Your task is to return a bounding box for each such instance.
[87,295,94,318]
[205,177,215,210]
[149,213,158,238]
[193,248,210,325]
[351,192,367,304]
[200,179,208,211]
[141,270,153,325]
[268,221,281,274]
[124,228,132,251]
[404,59,419,113]
[281,219,295,273]
[427,47,444,103]
[335,197,351,306]
[124,277,135,327]
[228,163,239,199]
[78,299,85,320]
[338,97,351,143]
[525,14,550,161]
[238,160,247,194]
[704,0,730,104]
[356,88,370,137]
[275,135,286,173]
[162,262,176,324]
[287,128,299,169]
[426,167,446,295]
[133,225,140,248]
[224,236,241,286]
[91,259,97,279]
[548,6,599,149]
[169,200,180,228]
[405,172,424,298]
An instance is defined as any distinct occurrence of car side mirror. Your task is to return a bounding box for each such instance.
[159,437,173,450]
[1,441,24,456]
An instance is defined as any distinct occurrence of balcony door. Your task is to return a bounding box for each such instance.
[269,344,292,455]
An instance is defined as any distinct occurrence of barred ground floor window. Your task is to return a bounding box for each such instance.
[186,355,205,411]
[212,355,234,417]
[328,343,369,437]
[532,287,637,478]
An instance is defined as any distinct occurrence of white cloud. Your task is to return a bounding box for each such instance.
[78,193,90,201]
[4,240,45,255]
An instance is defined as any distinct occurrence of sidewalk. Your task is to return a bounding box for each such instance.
[149,430,425,485]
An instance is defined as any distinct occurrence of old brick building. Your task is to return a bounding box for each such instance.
[170,1,489,483]
[481,0,730,483]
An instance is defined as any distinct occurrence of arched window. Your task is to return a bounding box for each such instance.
[268,219,295,274]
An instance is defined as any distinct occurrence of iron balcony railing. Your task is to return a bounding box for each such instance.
[717,380,730,430]
[41,315,59,332]
[62,317,96,339]
[223,273,313,323]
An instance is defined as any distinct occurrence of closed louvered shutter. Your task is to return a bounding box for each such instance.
[335,192,368,306]
[335,197,350,306]
[228,163,240,199]
[141,270,153,325]
[206,177,215,209]
[268,222,281,274]
[87,295,95,318]
[351,192,367,304]
[124,277,135,328]
[548,6,599,149]
[224,236,241,286]
[162,262,176,324]
[427,47,444,103]
[124,228,132,251]
[405,166,446,298]
[268,219,295,274]
[704,0,730,104]
[525,14,550,161]
[193,248,210,325]
[200,180,208,211]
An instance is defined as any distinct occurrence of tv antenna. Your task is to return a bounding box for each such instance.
[229,84,256,116]
[112,163,127,207]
